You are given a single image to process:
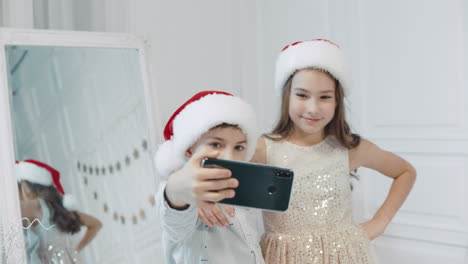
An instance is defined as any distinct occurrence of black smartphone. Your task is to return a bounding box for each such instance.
[201,158,294,212]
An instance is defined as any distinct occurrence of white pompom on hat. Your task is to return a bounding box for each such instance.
[154,91,259,177]
[275,39,351,95]
[62,194,78,211]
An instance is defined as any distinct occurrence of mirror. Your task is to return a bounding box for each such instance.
[0,29,164,263]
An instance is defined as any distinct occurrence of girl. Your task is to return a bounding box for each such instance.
[252,39,417,263]
[17,159,102,264]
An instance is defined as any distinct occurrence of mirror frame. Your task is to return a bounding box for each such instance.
[0,27,162,263]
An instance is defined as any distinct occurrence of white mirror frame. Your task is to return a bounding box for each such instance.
[0,27,161,263]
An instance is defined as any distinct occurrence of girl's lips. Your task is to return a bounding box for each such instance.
[303,117,321,123]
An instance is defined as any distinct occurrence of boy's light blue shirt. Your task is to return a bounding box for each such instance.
[157,182,265,264]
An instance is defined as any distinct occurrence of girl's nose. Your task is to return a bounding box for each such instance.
[307,98,320,114]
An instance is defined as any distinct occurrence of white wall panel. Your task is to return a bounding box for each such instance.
[360,0,468,140]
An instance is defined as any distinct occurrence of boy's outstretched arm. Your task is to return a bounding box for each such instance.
[157,181,199,242]
[158,145,238,238]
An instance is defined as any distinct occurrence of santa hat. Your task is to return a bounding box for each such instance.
[275,39,350,95]
[16,159,77,211]
[154,91,259,177]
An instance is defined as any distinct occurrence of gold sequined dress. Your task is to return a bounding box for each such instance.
[261,136,377,264]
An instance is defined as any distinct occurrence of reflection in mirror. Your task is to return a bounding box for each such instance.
[5,45,159,263]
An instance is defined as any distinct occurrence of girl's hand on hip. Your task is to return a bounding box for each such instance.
[359,218,388,240]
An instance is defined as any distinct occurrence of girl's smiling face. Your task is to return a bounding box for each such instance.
[288,69,337,140]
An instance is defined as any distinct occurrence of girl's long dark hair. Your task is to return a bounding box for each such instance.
[266,68,361,149]
[24,181,82,234]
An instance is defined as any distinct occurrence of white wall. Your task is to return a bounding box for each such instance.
[0,1,3,26]
[0,0,33,28]
[70,0,247,128]
[3,0,246,127]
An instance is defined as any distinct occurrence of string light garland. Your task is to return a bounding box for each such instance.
[76,139,156,226]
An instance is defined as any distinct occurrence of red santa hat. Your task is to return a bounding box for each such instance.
[16,159,77,211]
[154,91,259,177]
[275,39,351,95]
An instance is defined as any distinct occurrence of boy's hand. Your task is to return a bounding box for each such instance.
[198,205,235,227]
[164,145,238,209]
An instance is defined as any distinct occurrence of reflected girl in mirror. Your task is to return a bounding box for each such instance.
[16,159,102,264]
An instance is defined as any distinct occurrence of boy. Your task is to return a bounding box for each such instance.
[155,91,264,264]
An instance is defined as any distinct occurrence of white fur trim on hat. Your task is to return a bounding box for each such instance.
[155,93,259,177]
[62,194,78,211]
[154,140,185,177]
[16,161,53,186]
[275,40,351,95]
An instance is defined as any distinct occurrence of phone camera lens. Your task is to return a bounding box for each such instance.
[275,170,292,179]
[268,185,277,195]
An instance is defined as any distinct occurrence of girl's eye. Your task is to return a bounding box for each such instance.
[235,145,245,151]
[321,95,332,99]
[295,93,307,98]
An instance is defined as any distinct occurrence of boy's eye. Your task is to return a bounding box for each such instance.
[209,142,222,148]
[235,145,245,151]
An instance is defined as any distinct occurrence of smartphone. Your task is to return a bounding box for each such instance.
[201,158,294,212]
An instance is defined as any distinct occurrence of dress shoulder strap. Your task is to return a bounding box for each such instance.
[37,198,51,224]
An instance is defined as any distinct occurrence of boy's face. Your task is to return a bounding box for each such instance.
[187,126,247,161]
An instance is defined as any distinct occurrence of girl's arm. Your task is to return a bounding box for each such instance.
[350,139,417,240]
[75,212,102,252]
